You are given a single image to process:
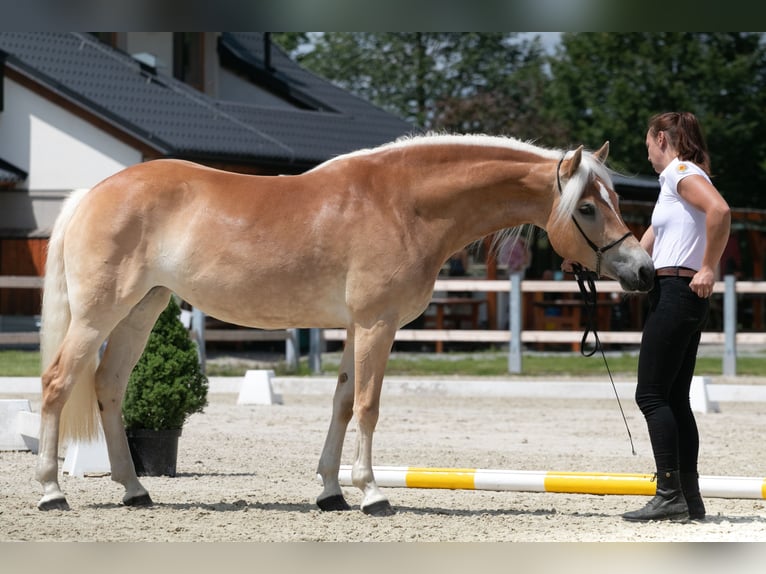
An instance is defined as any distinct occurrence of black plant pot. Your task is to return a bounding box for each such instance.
[126,428,182,477]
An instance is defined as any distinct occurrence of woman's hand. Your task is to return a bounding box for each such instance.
[690,265,716,298]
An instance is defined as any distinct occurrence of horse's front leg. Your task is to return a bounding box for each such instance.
[350,320,397,516]
[316,336,356,511]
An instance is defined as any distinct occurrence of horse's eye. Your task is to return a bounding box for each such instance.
[578,203,596,217]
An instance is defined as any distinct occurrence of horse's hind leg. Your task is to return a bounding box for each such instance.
[95,287,171,506]
[316,335,356,511]
[37,325,104,510]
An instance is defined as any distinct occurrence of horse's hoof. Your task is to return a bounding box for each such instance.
[362,500,395,517]
[38,496,70,511]
[123,493,153,507]
[317,494,351,511]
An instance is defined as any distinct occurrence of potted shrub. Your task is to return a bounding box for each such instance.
[122,296,208,476]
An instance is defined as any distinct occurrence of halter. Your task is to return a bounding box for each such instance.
[556,155,631,277]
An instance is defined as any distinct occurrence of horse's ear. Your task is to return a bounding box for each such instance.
[594,141,609,163]
[565,145,584,177]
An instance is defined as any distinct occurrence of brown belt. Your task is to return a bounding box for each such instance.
[656,266,697,278]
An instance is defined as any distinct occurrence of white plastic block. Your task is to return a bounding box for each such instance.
[16,410,41,453]
[62,432,111,477]
[690,375,720,414]
[0,399,32,450]
[237,369,282,405]
[179,309,193,329]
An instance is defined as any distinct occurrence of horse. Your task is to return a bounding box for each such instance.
[35,133,654,516]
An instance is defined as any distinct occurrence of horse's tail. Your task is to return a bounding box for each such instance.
[40,188,101,443]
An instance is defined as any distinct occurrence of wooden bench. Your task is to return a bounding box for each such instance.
[424,297,487,352]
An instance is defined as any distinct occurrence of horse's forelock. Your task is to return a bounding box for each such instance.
[553,152,613,225]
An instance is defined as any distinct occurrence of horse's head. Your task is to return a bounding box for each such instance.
[546,142,654,292]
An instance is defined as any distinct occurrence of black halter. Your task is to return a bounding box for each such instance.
[556,155,631,277]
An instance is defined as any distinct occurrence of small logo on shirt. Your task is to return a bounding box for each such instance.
[677,163,688,173]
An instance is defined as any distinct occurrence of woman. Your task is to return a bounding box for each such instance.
[622,112,731,522]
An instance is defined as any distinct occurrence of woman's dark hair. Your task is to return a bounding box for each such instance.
[648,112,712,175]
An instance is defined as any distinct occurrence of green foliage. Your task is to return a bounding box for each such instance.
[275,32,552,136]
[0,350,42,376]
[276,32,766,208]
[122,298,208,431]
[546,32,766,208]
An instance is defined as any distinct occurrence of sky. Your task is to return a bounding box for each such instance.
[532,32,562,53]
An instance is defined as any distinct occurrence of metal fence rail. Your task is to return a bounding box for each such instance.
[1,274,762,375]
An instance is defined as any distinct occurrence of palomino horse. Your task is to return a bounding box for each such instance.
[36,134,654,516]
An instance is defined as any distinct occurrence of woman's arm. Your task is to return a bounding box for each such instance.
[639,226,655,256]
[678,175,731,297]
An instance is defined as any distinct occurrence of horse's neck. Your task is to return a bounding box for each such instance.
[399,147,556,253]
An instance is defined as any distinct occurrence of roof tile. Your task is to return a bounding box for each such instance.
[0,32,413,170]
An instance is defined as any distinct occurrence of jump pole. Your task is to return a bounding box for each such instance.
[335,465,766,499]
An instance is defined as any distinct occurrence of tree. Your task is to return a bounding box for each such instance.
[274,32,553,137]
[432,43,566,143]
[546,32,766,208]
[275,32,766,208]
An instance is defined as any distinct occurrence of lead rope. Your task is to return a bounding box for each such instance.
[571,262,636,455]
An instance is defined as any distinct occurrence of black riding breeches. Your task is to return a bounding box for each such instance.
[636,276,709,474]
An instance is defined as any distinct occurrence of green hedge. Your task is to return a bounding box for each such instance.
[122,297,208,431]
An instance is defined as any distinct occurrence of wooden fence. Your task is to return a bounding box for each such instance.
[2,274,765,375]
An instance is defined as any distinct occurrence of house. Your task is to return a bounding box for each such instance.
[0,32,414,318]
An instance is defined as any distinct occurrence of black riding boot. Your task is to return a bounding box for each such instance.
[680,471,706,520]
[622,470,689,522]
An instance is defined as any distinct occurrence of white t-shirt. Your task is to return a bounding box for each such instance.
[651,157,710,270]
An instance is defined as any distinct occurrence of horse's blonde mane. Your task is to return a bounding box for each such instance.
[390,134,616,219]
[318,132,614,250]
[318,132,563,167]
[389,132,563,160]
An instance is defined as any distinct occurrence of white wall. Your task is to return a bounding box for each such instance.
[0,79,141,190]
[0,78,142,231]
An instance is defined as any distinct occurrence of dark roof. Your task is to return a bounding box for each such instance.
[0,156,27,186]
[0,32,414,171]
[612,173,659,202]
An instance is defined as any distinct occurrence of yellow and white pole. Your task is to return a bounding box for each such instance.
[335,466,766,499]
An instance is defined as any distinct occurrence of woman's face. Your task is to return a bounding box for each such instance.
[645,129,666,174]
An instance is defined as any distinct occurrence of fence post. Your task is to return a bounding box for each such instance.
[191,307,206,372]
[723,274,737,376]
[285,328,299,371]
[508,272,522,374]
[309,328,322,374]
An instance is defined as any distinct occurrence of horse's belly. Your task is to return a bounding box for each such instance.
[176,280,350,330]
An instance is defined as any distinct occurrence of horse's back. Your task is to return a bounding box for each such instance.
[62,161,360,328]
[62,157,442,329]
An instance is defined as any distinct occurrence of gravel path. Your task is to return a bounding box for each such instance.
[2,380,765,544]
